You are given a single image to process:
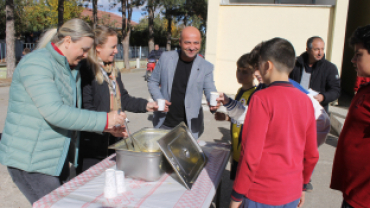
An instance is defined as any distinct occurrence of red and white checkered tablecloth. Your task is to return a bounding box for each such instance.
[33,142,230,208]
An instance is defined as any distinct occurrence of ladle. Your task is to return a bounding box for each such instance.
[123,118,144,152]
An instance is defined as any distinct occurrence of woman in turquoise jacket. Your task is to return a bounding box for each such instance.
[0,19,126,205]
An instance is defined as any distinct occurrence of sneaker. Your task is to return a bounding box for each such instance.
[306,182,313,192]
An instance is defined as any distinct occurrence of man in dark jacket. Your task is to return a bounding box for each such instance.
[289,36,340,112]
[147,44,163,60]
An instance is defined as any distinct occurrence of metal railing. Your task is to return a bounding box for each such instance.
[23,43,36,50]
[0,42,36,62]
[114,46,170,60]
[0,43,173,63]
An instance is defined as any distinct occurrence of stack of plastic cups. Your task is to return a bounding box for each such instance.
[115,170,126,194]
[104,169,118,199]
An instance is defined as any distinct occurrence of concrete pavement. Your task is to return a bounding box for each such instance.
[0,71,343,207]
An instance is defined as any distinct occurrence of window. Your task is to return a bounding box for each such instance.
[228,0,336,6]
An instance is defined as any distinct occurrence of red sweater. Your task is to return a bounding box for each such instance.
[330,83,370,208]
[232,82,319,205]
[354,76,370,92]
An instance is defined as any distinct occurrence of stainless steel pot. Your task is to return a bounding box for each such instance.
[109,128,171,182]
[109,124,207,188]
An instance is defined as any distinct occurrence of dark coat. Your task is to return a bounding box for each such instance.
[77,60,148,171]
[289,52,341,108]
[79,61,148,113]
[148,49,163,60]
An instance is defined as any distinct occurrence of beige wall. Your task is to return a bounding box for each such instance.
[206,1,349,95]
[341,1,370,94]
[327,0,349,74]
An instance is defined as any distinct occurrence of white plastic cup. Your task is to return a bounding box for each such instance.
[210,92,219,106]
[104,169,117,199]
[157,99,166,111]
[115,170,126,194]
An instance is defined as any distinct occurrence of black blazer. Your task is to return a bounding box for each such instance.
[79,61,148,113]
[77,60,148,172]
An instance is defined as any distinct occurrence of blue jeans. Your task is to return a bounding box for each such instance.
[240,197,300,208]
[7,158,69,205]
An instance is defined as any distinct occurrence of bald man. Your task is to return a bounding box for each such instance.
[289,36,340,112]
[147,26,218,139]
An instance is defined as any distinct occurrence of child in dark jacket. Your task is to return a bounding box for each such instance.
[229,38,319,208]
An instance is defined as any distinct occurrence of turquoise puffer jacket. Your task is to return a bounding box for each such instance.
[0,43,107,176]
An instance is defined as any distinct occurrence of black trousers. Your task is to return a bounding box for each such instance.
[7,156,70,205]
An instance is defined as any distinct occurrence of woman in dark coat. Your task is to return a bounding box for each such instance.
[77,25,161,173]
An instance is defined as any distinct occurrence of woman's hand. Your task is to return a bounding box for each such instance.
[149,100,171,112]
[108,125,128,138]
[106,110,126,129]
[146,101,159,112]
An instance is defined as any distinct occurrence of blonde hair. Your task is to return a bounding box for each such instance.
[86,25,118,84]
[37,19,94,50]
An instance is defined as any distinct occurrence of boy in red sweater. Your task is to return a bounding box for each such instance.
[330,25,370,208]
[230,38,319,208]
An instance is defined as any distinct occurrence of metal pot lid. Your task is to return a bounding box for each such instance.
[157,122,207,189]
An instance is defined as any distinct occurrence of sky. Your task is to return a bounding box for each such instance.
[82,0,147,23]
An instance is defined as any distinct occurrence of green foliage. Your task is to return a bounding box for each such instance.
[0,0,5,39]
[0,0,83,39]
[130,0,208,51]
[131,14,168,46]
[0,0,29,38]
[23,0,51,32]
[45,0,83,26]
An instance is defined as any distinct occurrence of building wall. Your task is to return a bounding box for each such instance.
[340,1,370,95]
[206,1,349,95]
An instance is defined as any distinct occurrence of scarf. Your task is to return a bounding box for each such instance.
[99,60,121,111]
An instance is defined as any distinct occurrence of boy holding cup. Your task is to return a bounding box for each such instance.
[214,53,257,180]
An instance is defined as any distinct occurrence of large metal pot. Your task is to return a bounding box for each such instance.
[109,128,171,182]
[109,123,207,189]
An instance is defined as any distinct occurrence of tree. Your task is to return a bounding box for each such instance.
[189,0,208,36]
[146,0,160,52]
[92,0,98,28]
[8,0,28,38]
[19,0,83,32]
[177,0,192,26]
[165,12,172,51]
[0,0,6,39]
[58,0,64,27]
[131,14,174,47]
[46,0,83,26]
[160,0,183,51]
[22,0,50,32]
[119,0,143,69]
[147,0,154,52]
[171,0,208,52]
[176,0,207,30]
[120,0,128,68]
[6,0,16,78]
